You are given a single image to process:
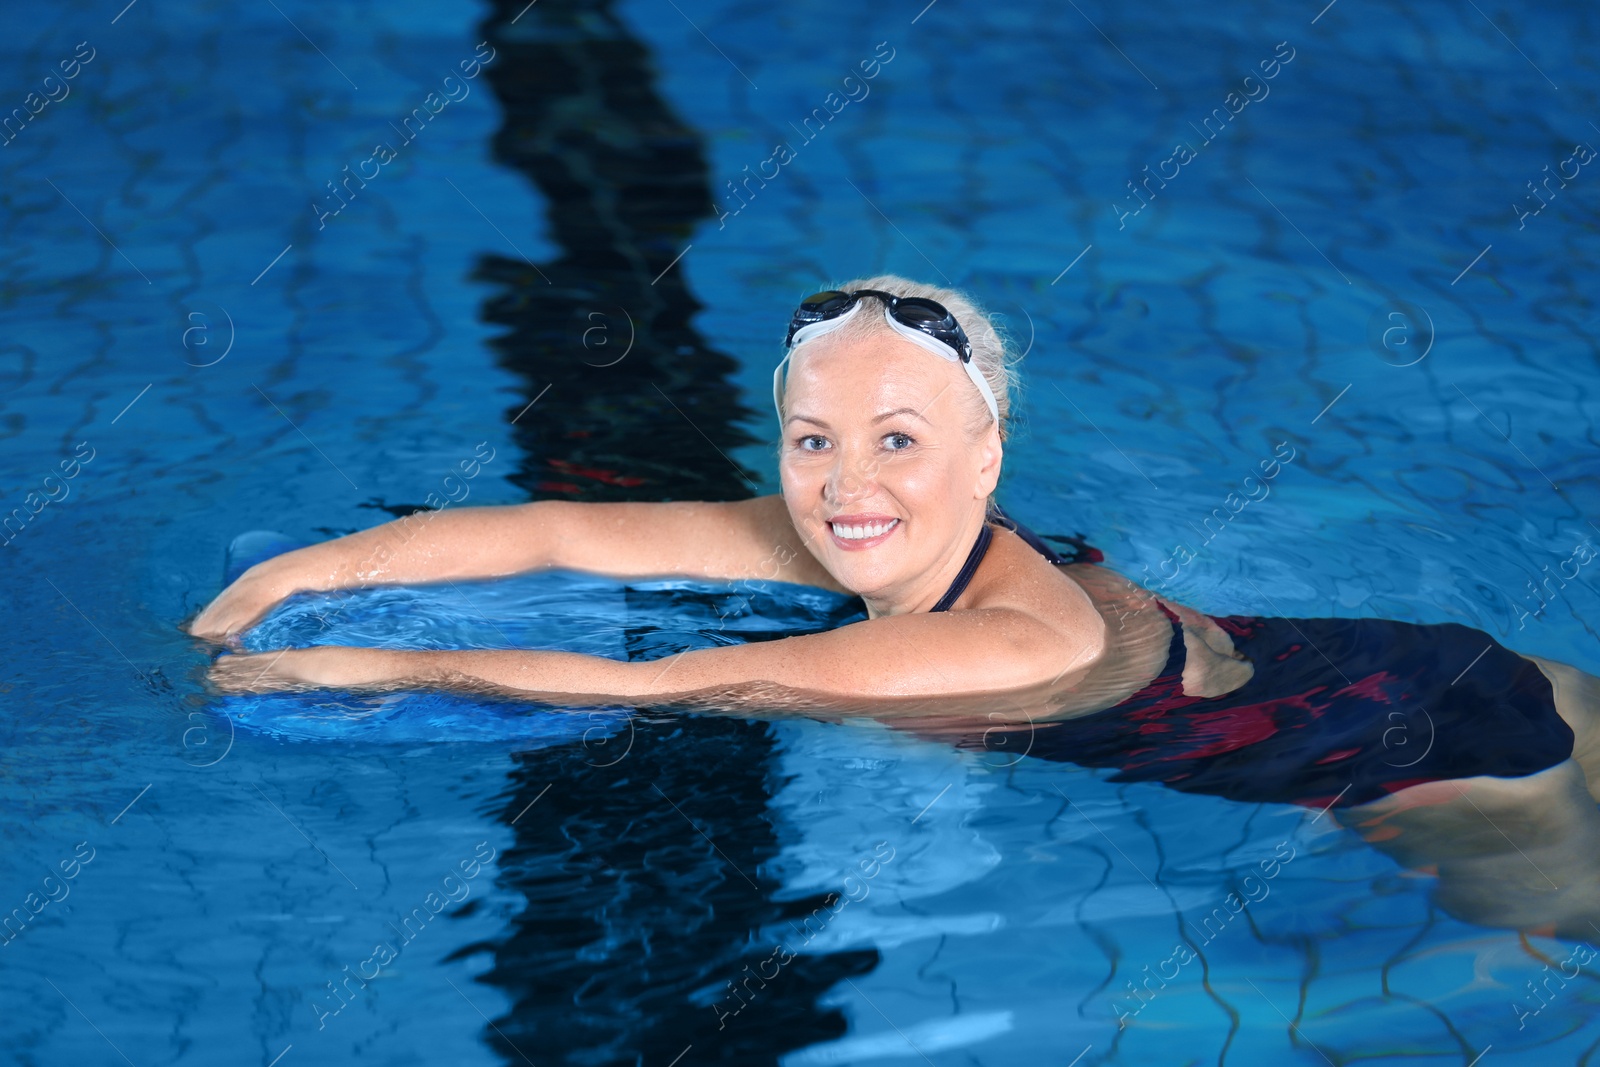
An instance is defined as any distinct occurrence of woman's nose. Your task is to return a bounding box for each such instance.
[825,446,879,505]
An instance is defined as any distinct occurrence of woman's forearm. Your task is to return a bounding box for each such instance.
[252,501,562,598]
[418,648,653,702]
[209,645,675,708]
[187,501,571,640]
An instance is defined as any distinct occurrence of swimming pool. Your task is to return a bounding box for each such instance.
[3,0,1598,1063]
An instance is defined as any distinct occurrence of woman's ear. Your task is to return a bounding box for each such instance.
[974,422,1004,499]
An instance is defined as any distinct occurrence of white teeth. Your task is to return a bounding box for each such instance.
[830,518,899,541]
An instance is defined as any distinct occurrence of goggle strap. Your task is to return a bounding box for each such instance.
[966,359,1002,426]
[772,351,790,428]
[881,316,1001,426]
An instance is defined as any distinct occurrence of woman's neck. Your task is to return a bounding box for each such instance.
[858,509,991,618]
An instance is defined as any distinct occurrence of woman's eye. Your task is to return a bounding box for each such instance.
[798,435,829,451]
[884,433,914,451]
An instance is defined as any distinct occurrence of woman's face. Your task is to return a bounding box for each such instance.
[779,331,1002,611]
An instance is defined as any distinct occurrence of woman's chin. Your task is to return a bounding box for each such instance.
[826,559,899,601]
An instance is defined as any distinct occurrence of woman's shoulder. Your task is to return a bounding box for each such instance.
[971,532,1109,641]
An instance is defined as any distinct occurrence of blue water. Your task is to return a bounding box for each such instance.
[4,0,1599,1064]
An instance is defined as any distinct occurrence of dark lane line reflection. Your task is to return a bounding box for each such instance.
[463,1,877,1062]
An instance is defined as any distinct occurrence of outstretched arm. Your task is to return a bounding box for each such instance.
[186,495,844,641]
[207,605,1098,720]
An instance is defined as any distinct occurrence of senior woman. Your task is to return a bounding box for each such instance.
[193,276,1600,936]
[195,277,1192,716]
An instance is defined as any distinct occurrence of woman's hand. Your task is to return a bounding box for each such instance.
[187,567,292,644]
[207,646,417,694]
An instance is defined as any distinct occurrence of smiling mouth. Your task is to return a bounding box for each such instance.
[829,517,900,542]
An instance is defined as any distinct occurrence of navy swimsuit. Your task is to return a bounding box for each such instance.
[930,509,1574,809]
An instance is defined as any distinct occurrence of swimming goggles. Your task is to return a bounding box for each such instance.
[773,289,1000,426]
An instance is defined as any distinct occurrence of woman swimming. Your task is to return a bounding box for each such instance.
[192,275,1600,937]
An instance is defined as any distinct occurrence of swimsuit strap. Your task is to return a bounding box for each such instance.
[925,509,1117,613]
[929,522,995,613]
[1106,600,1188,709]
[1152,600,1187,679]
[988,503,1067,564]
[987,503,1104,565]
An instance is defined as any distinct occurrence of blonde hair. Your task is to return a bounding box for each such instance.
[780,275,1017,441]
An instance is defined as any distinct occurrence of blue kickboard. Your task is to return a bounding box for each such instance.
[208,530,632,747]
